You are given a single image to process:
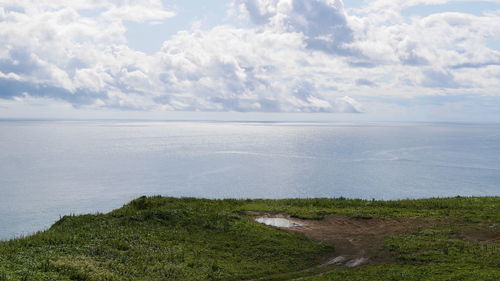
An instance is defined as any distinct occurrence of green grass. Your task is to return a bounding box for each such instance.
[296,228,499,281]
[240,196,500,221]
[0,196,498,280]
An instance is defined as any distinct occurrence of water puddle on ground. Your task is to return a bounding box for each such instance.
[323,256,347,266]
[345,257,368,267]
[255,217,303,228]
[323,256,368,268]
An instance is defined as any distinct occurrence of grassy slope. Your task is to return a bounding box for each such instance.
[0,196,499,281]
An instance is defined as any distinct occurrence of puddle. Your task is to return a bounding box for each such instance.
[255,217,303,228]
[345,257,368,268]
[323,256,347,266]
[323,256,367,268]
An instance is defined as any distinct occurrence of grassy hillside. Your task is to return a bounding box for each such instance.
[0,196,498,281]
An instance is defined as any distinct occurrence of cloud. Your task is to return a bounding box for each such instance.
[0,0,365,113]
[152,26,358,113]
[1,0,500,117]
[102,3,175,23]
[0,0,175,22]
[0,76,106,106]
[421,68,461,88]
[237,0,354,54]
[355,78,377,87]
[335,96,364,113]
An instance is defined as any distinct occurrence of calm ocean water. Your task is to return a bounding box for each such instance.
[1,120,499,240]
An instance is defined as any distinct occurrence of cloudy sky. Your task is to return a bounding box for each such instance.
[0,0,500,121]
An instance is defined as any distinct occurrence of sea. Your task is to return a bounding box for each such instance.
[1,120,499,240]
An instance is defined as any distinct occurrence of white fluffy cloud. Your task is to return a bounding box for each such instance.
[0,0,499,116]
[235,0,354,54]
[152,26,361,112]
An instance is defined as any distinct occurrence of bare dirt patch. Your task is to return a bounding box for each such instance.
[255,214,435,267]
[457,230,500,243]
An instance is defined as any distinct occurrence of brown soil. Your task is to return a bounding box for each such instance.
[456,230,500,243]
[256,214,435,267]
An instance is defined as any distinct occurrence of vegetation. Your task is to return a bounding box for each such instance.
[0,196,498,280]
[241,196,500,221]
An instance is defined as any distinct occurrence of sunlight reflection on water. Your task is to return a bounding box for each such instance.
[1,120,499,240]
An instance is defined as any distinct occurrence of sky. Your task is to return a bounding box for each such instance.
[0,0,500,122]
